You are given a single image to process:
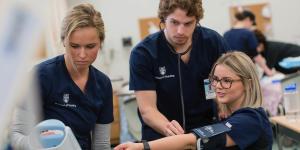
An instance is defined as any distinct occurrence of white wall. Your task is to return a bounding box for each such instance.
[269,0,300,44]
[67,0,300,82]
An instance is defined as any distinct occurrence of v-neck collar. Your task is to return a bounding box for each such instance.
[62,56,92,96]
[160,30,197,67]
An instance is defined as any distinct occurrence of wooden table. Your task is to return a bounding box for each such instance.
[270,116,300,150]
[111,94,120,145]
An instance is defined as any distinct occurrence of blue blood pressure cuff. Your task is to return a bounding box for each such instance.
[192,122,232,150]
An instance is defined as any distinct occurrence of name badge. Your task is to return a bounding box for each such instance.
[204,79,216,100]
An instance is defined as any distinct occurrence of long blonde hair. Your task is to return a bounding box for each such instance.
[210,51,263,113]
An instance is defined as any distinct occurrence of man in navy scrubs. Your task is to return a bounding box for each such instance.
[129,0,229,141]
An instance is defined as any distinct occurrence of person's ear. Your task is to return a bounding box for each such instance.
[63,39,67,47]
[159,21,165,30]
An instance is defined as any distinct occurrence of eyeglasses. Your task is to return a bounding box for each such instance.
[209,75,242,89]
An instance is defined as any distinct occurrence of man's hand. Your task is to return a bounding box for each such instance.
[164,120,185,136]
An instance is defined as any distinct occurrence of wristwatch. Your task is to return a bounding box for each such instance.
[196,138,203,150]
[142,140,150,150]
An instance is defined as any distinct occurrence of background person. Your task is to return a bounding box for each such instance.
[254,29,300,74]
[224,10,274,76]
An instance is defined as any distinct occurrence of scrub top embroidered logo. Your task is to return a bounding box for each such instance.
[159,66,166,75]
[54,93,77,108]
[155,66,175,80]
[63,93,69,103]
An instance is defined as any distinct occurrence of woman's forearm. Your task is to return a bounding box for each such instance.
[149,133,197,150]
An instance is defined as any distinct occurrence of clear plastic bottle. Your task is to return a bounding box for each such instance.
[283,83,300,120]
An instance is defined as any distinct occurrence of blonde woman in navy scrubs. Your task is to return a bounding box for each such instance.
[11,3,113,150]
[115,52,273,150]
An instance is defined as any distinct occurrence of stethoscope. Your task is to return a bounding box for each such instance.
[159,21,196,131]
[166,39,192,131]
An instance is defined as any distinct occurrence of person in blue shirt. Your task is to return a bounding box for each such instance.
[224,10,274,76]
[129,0,229,141]
[115,51,273,150]
[11,3,113,150]
[224,10,258,59]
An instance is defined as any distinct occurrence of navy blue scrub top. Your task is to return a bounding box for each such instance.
[130,26,229,140]
[35,55,114,150]
[223,107,273,150]
[223,28,258,59]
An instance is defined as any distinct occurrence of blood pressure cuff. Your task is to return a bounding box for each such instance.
[192,122,231,150]
[197,133,226,150]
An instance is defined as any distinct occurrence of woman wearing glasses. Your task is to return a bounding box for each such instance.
[114,51,273,150]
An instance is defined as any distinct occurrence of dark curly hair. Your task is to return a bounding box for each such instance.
[158,0,204,22]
